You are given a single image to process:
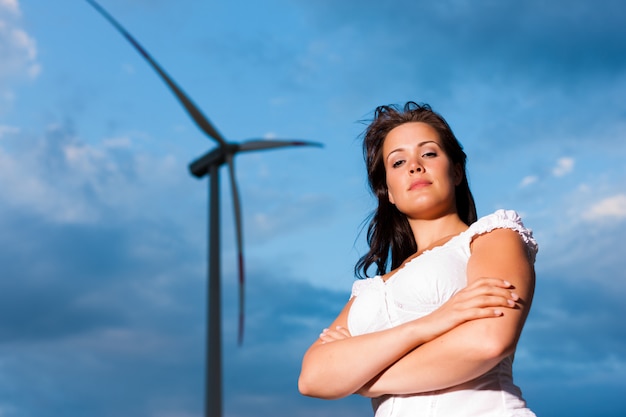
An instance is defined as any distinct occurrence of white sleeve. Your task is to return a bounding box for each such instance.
[469,209,538,263]
[350,277,378,299]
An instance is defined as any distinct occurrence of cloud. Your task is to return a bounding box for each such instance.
[0,117,352,415]
[0,0,40,98]
[0,120,209,341]
[0,124,19,137]
[519,175,538,188]
[247,192,334,243]
[0,121,197,225]
[0,126,204,415]
[0,199,365,416]
[583,194,626,222]
[0,0,19,15]
[298,0,626,87]
[552,157,575,177]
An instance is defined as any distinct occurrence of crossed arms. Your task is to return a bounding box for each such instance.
[298,228,535,399]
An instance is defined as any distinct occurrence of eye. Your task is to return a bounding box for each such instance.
[392,159,405,168]
[422,151,438,158]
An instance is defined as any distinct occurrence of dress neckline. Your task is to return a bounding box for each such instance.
[381,228,470,284]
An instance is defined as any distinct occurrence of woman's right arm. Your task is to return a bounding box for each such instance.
[297,277,517,399]
[298,297,423,399]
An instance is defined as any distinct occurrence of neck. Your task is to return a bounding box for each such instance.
[408,211,468,252]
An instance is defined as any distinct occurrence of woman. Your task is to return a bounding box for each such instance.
[298,102,537,416]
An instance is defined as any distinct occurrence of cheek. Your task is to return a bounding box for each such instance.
[385,174,397,204]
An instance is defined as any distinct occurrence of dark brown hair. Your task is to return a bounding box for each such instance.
[355,102,477,278]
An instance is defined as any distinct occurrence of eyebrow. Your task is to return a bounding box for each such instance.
[385,140,441,161]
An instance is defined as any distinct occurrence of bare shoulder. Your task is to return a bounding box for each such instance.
[470,227,530,260]
[468,228,535,287]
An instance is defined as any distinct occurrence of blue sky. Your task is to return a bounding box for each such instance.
[1,0,625,416]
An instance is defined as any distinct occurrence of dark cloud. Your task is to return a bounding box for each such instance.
[0,206,368,416]
[297,0,626,84]
[0,201,205,339]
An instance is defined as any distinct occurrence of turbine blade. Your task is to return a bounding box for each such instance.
[85,0,228,147]
[226,154,245,345]
[238,139,324,153]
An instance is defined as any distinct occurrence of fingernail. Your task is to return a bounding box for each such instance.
[510,292,519,300]
[494,309,503,316]
[507,299,515,306]
[503,280,511,287]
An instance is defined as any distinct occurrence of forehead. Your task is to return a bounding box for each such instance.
[382,122,441,155]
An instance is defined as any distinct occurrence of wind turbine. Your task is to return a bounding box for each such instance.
[84,2,322,416]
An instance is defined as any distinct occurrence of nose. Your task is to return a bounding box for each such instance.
[409,161,423,174]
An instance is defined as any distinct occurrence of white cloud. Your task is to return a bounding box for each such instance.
[520,175,538,188]
[0,124,189,225]
[0,0,39,108]
[583,194,626,222]
[552,157,574,177]
[0,124,19,137]
[0,0,20,15]
[102,136,133,149]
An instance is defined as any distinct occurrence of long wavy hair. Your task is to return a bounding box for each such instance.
[355,102,477,278]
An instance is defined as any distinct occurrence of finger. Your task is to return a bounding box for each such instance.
[334,326,352,338]
[463,307,507,320]
[471,295,518,308]
[326,328,350,339]
[456,302,518,320]
[468,277,513,289]
[319,327,349,343]
[319,333,336,343]
[449,291,518,313]
[458,282,519,303]
[318,328,336,343]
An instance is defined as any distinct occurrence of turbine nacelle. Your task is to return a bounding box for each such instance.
[189,144,239,178]
[189,140,322,179]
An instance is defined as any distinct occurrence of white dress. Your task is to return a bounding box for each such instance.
[348,210,538,417]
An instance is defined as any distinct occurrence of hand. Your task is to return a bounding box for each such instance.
[414,277,519,342]
[319,326,352,344]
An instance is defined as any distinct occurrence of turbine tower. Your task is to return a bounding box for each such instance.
[85,2,322,416]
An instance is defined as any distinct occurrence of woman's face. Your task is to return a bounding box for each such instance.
[382,122,461,220]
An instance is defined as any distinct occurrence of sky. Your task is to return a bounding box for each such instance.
[1,0,625,416]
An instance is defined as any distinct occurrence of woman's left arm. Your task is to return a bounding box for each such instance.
[359,228,535,397]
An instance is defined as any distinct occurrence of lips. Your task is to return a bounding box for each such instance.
[409,179,431,190]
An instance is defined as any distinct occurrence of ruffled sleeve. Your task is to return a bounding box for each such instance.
[350,277,379,299]
[468,209,538,263]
